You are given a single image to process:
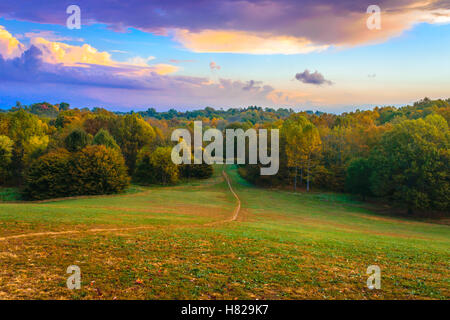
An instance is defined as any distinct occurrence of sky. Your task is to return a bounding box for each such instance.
[0,0,449,112]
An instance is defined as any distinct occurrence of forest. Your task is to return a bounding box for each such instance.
[0,97,448,216]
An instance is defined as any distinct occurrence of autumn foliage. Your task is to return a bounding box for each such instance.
[24,145,129,200]
[1,98,449,214]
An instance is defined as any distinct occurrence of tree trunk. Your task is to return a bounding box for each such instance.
[306,158,311,192]
[407,206,413,215]
[300,167,303,186]
[294,166,297,192]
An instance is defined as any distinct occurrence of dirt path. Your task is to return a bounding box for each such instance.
[0,226,158,241]
[0,167,241,241]
[222,169,240,221]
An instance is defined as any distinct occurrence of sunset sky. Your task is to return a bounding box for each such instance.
[0,0,449,112]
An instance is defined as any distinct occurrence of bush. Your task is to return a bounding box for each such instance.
[23,149,71,200]
[24,146,130,200]
[69,145,130,195]
[134,147,178,185]
[179,163,213,179]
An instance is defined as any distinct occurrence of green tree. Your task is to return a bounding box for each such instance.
[69,145,130,195]
[23,148,71,200]
[59,102,70,111]
[93,129,119,150]
[0,113,9,135]
[64,128,92,152]
[282,115,308,191]
[24,146,130,200]
[22,135,49,166]
[134,147,178,185]
[0,135,14,184]
[83,110,116,135]
[176,138,214,180]
[345,157,372,200]
[111,114,156,174]
[7,110,48,178]
[370,114,449,214]
[282,114,321,191]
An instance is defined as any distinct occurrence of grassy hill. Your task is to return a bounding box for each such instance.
[0,166,448,299]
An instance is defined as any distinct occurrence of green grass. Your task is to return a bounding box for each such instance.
[0,187,22,202]
[0,165,448,299]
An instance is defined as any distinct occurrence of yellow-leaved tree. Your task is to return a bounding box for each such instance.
[282,114,321,191]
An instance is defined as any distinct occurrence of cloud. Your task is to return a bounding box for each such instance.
[0,46,156,90]
[209,61,221,70]
[126,56,156,66]
[150,64,179,75]
[0,42,438,110]
[30,37,114,67]
[0,45,43,81]
[266,90,309,105]
[0,25,25,59]
[0,40,276,109]
[23,30,84,42]
[121,63,179,76]
[174,29,328,54]
[110,50,129,54]
[242,80,263,91]
[0,1,449,54]
[295,70,333,86]
[169,59,196,64]
[0,25,178,76]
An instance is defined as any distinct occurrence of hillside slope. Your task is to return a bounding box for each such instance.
[0,166,448,299]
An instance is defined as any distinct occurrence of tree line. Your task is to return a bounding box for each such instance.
[0,97,448,215]
[0,107,213,200]
[238,98,449,216]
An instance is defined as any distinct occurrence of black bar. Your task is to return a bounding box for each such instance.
[1,300,447,319]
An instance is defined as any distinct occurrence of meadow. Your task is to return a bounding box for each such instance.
[0,165,448,299]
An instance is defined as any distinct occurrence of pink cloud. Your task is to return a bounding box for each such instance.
[0,1,449,53]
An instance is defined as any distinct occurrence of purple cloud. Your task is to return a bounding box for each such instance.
[243,80,263,91]
[0,46,159,90]
[0,47,276,109]
[295,70,333,86]
[0,1,448,48]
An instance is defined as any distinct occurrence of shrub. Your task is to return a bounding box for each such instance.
[179,163,213,179]
[24,146,129,200]
[69,145,130,195]
[23,148,71,200]
[134,146,178,185]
